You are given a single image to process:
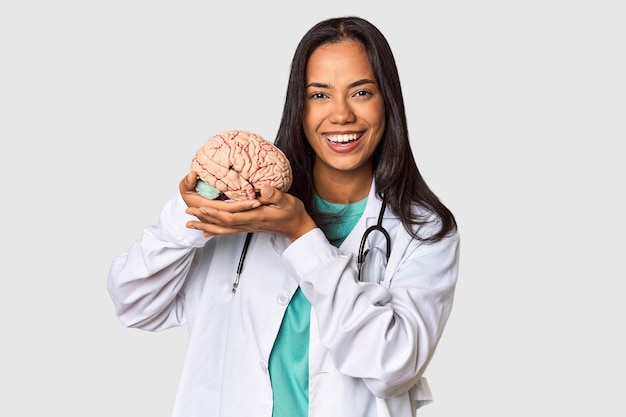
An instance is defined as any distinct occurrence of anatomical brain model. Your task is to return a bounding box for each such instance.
[191,130,292,201]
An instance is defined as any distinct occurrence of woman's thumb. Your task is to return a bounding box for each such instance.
[260,185,276,201]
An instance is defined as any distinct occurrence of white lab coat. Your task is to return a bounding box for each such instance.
[107,184,460,417]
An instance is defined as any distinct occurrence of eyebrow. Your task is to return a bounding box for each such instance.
[305,78,377,89]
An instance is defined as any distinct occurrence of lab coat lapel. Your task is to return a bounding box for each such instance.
[340,183,384,253]
[341,183,412,286]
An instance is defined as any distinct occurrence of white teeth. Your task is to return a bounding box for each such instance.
[327,133,359,143]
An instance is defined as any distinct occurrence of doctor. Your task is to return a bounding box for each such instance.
[107,16,460,417]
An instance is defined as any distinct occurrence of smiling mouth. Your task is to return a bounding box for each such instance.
[325,133,362,144]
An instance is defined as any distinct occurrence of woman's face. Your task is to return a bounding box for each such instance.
[303,40,385,178]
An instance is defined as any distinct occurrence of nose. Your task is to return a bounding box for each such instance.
[328,98,356,124]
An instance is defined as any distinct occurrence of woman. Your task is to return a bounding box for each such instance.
[108,16,460,417]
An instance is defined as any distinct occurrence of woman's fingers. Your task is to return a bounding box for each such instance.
[183,185,316,241]
[185,217,245,237]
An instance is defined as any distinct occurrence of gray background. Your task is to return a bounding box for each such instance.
[2,0,624,415]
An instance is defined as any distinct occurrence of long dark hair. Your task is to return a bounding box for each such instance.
[274,16,456,242]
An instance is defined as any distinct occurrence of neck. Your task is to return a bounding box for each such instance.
[313,163,373,204]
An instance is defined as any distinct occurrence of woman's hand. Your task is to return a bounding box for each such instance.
[180,172,317,241]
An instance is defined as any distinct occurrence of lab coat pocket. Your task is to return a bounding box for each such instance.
[359,246,388,284]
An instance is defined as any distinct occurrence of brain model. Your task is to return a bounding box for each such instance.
[190,130,292,201]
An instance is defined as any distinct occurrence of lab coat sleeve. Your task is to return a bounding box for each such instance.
[282,227,460,398]
[107,192,209,331]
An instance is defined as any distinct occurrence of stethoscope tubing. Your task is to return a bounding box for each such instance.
[232,198,390,291]
[357,199,390,281]
[233,232,253,293]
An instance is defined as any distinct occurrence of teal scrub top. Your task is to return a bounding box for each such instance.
[269,196,368,417]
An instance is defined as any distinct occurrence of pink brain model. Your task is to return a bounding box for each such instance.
[190,130,292,201]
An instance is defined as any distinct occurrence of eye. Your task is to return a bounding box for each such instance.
[352,89,372,98]
[308,92,328,100]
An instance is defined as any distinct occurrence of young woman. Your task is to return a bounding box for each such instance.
[108,16,460,417]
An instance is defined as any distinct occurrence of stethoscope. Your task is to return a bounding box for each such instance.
[357,199,390,282]
[232,199,391,293]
